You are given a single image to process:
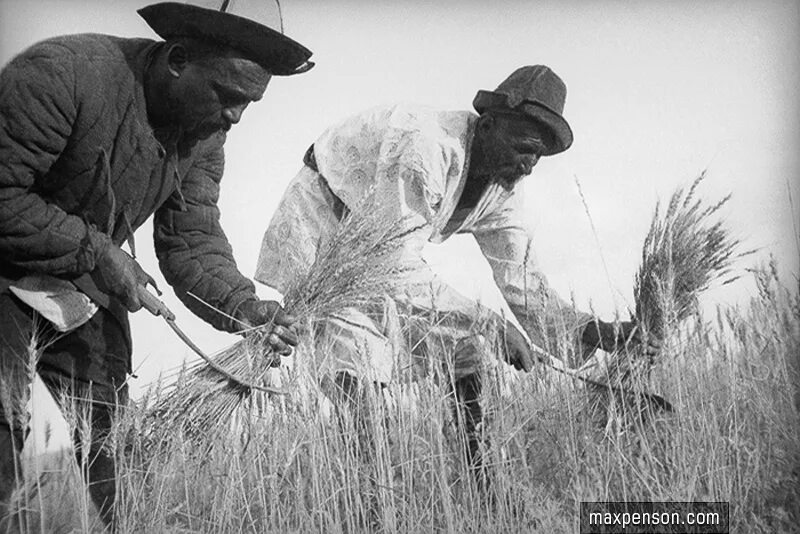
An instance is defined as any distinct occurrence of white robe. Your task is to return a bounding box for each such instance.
[256,103,591,382]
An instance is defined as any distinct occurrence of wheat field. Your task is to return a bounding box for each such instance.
[3,180,799,533]
[2,261,797,534]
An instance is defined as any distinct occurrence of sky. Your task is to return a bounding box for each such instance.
[1,0,798,448]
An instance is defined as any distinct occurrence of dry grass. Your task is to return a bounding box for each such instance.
[3,180,799,533]
[11,263,795,533]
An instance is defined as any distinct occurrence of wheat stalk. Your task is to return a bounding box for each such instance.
[138,191,419,447]
[608,172,746,391]
[588,172,749,428]
[633,171,747,340]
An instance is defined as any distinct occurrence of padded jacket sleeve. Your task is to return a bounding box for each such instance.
[153,137,257,333]
[0,43,111,275]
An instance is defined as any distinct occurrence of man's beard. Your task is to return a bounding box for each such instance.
[166,97,225,142]
[472,139,524,191]
[189,120,226,141]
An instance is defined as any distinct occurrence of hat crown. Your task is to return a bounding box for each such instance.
[472,65,573,155]
[198,0,284,33]
[138,2,313,75]
[494,65,567,114]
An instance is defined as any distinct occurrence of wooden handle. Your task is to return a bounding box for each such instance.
[136,285,175,321]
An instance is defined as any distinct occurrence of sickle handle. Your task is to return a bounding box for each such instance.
[136,285,176,321]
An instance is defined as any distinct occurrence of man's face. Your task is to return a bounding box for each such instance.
[474,111,554,190]
[170,51,271,140]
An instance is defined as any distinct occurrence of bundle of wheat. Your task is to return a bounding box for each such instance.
[589,172,748,429]
[634,171,746,340]
[138,192,418,448]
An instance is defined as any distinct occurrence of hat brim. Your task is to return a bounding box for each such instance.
[473,89,573,156]
[138,2,313,76]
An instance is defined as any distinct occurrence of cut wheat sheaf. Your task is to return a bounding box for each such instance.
[136,191,419,449]
[589,171,751,425]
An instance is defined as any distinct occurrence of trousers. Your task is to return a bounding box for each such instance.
[0,287,130,526]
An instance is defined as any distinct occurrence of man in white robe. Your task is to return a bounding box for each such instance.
[256,66,643,478]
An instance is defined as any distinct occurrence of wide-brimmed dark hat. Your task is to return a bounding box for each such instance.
[138,1,313,76]
[473,65,572,155]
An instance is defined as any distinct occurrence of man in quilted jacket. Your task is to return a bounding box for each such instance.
[0,2,312,526]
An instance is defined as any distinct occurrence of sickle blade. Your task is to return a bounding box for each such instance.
[163,317,286,395]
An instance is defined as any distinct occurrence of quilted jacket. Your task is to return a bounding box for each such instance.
[0,33,258,332]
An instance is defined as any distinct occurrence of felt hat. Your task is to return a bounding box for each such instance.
[138,1,313,75]
[473,65,572,155]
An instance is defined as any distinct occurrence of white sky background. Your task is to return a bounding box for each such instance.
[1,0,799,448]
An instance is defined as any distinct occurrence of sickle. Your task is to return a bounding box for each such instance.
[534,348,673,412]
[137,286,286,395]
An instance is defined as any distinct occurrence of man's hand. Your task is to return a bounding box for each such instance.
[582,319,661,358]
[236,299,299,356]
[94,243,158,312]
[502,321,535,372]
[623,322,662,359]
